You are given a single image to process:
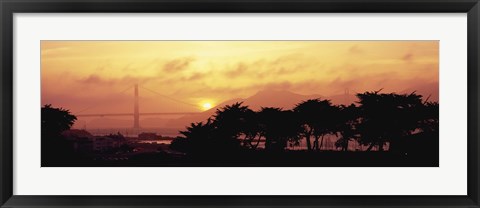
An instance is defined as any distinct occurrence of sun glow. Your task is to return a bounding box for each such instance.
[202,102,213,111]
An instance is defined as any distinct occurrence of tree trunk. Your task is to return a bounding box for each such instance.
[306,136,312,151]
[343,140,349,151]
[253,135,262,149]
[318,135,325,151]
[305,129,313,151]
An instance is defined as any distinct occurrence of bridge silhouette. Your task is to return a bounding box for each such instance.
[75,84,200,128]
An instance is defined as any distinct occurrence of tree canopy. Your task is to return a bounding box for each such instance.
[170,91,438,155]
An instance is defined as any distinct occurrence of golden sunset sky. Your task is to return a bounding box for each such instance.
[41,41,438,115]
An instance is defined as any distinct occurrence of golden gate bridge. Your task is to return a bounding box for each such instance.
[75,84,200,128]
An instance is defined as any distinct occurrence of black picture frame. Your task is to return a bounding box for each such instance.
[1,0,479,207]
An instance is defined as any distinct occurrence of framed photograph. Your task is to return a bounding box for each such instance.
[40,40,441,168]
[1,0,479,207]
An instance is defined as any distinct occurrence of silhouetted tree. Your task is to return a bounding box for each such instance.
[169,89,438,166]
[41,104,77,165]
[294,99,319,151]
[356,91,426,152]
[213,102,251,139]
[393,100,439,155]
[42,104,77,138]
[175,119,216,154]
[240,109,263,150]
[173,113,243,155]
[282,110,303,149]
[313,101,340,151]
[335,104,360,151]
[258,108,302,151]
[294,99,338,151]
[170,137,190,153]
[212,102,258,149]
[418,101,439,133]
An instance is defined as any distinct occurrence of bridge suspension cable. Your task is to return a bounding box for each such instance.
[74,84,202,117]
[74,85,134,114]
[139,85,200,108]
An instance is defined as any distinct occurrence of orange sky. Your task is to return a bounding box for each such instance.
[41,41,439,115]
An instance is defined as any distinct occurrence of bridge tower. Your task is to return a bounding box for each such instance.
[133,84,140,129]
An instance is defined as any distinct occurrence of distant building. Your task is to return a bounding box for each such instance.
[106,132,126,141]
[106,132,126,148]
[93,133,127,152]
[61,130,127,152]
[61,129,95,153]
[138,132,160,140]
[92,137,114,151]
[61,129,94,141]
[73,137,94,153]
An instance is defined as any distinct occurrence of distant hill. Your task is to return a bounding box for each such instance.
[400,82,439,102]
[327,93,358,105]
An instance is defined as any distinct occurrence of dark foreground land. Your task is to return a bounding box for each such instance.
[42,91,439,168]
[43,150,438,167]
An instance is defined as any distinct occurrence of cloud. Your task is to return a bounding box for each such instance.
[222,54,314,80]
[275,64,306,75]
[328,77,362,90]
[256,81,293,91]
[79,75,112,85]
[185,72,206,81]
[171,85,246,99]
[95,62,112,71]
[158,72,208,86]
[162,57,195,73]
[225,63,248,77]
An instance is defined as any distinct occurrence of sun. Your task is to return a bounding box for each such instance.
[202,102,213,111]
